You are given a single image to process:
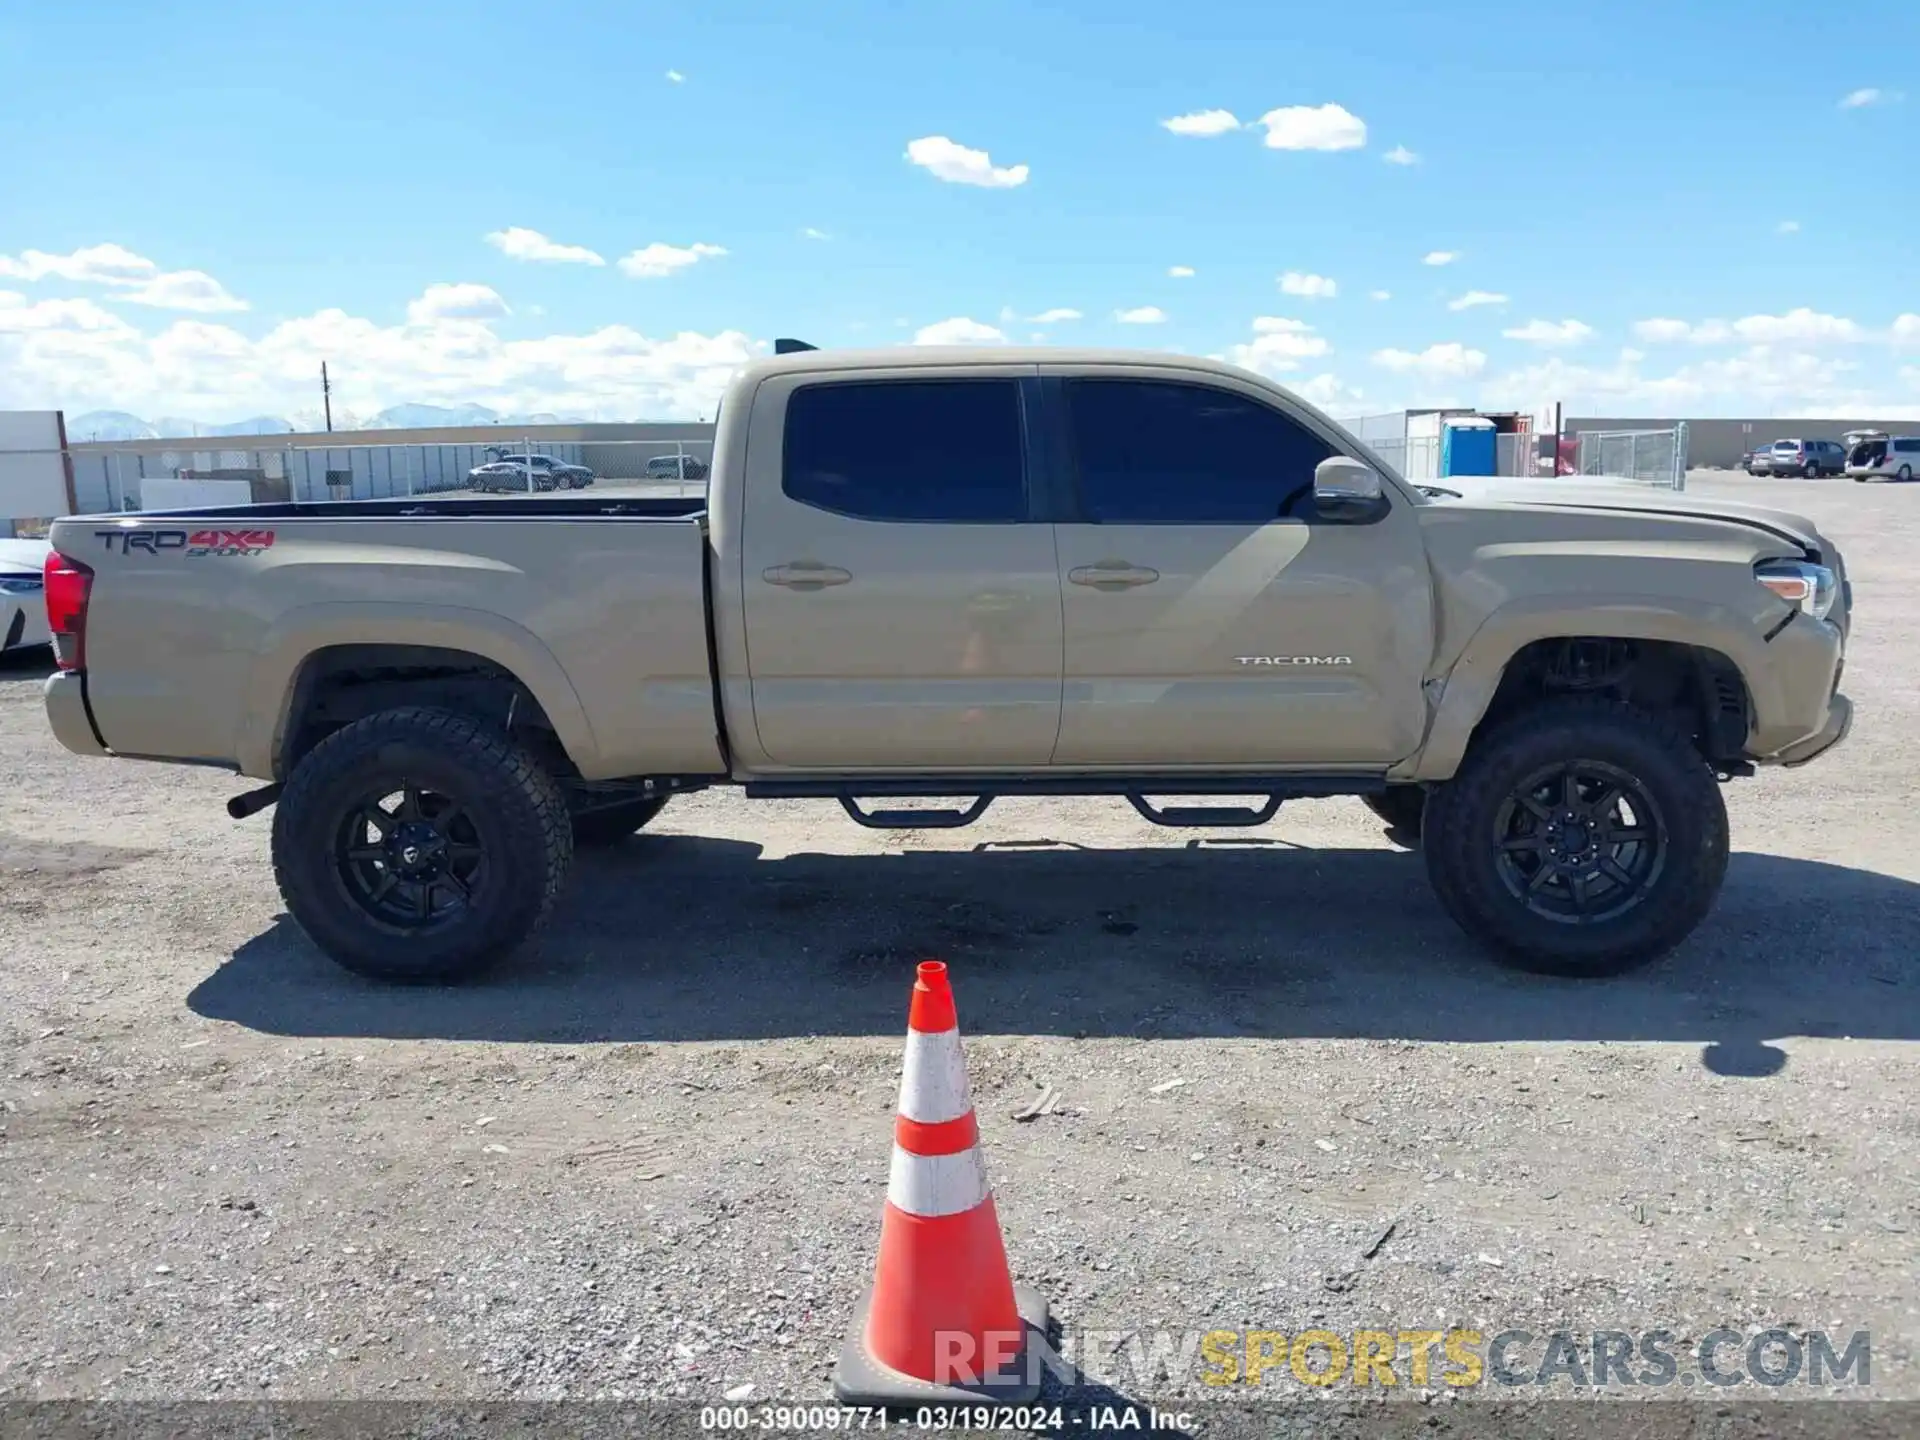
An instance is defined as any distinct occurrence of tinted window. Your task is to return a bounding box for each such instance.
[783,380,1026,522]
[1064,379,1335,523]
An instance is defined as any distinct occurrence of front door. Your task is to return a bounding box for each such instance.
[739,369,1064,770]
[1046,372,1433,769]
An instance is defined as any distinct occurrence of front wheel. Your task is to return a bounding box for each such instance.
[272,708,574,983]
[1422,699,1728,977]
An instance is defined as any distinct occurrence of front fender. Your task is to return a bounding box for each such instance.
[1395,592,1781,781]
[235,602,600,780]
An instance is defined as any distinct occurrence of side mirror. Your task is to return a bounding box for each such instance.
[1313,456,1385,522]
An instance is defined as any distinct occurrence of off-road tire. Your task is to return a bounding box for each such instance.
[1423,698,1729,977]
[272,707,573,983]
[571,795,670,846]
[1362,787,1426,842]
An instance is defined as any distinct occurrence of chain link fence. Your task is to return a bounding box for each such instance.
[68,437,715,511]
[1572,425,1688,490]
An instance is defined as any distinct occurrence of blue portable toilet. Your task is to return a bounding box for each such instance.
[1441,416,1497,477]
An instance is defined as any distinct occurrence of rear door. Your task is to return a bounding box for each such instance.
[1044,369,1433,768]
[738,367,1064,770]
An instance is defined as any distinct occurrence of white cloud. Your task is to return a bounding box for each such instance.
[1632,309,1865,346]
[1028,307,1082,323]
[484,227,606,265]
[1447,289,1508,311]
[1892,314,1920,345]
[1371,342,1487,378]
[616,242,727,278]
[0,242,248,312]
[1114,306,1167,324]
[1168,265,1195,278]
[1383,145,1419,165]
[1369,289,1391,301]
[0,242,158,285]
[1486,344,1920,421]
[913,317,1006,345]
[1161,109,1242,137]
[1422,250,1459,266]
[1279,271,1337,299]
[801,227,831,241]
[1255,102,1367,151]
[0,285,762,422]
[1292,373,1366,411]
[1631,317,1693,343]
[904,135,1029,188]
[1502,318,1594,347]
[1777,220,1801,235]
[1223,317,1331,376]
[665,69,685,83]
[116,269,249,313]
[1840,87,1894,108]
[405,282,510,324]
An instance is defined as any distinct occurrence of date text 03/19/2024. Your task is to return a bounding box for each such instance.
[699,1404,1194,1431]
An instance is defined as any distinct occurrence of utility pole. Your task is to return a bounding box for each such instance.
[322,362,334,433]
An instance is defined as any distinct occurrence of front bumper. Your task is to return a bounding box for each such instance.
[1777,692,1852,767]
[43,671,107,757]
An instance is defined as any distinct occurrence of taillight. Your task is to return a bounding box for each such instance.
[43,550,93,672]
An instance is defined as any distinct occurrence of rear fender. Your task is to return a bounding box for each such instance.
[239,603,599,780]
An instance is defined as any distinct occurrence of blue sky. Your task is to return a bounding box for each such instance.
[2,0,1917,427]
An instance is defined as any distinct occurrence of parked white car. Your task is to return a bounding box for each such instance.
[0,537,53,654]
[1846,433,1920,483]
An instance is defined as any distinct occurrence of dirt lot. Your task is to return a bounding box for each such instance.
[2,473,1917,1415]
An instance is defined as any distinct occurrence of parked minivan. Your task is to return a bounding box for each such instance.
[1847,434,1920,482]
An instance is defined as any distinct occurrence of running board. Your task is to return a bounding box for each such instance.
[838,795,994,829]
[1126,794,1283,828]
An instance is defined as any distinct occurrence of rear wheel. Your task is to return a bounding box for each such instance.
[1900,465,1914,483]
[1423,699,1728,977]
[272,707,573,983]
[571,794,670,846]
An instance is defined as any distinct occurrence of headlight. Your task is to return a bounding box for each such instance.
[1755,559,1837,621]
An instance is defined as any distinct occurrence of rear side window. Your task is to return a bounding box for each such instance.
[1063,379,1335,523]
[783,379,1027,522]
[1897,439,1920,454]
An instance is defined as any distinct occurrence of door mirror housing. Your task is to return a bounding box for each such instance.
[1313,456,1386,522]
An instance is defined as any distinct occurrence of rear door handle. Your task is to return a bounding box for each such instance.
[1068,561,1160,591]
[762,561,853,590]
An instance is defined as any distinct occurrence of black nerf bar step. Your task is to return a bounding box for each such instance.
[1126,793,1284,828]
[838,795,994,830]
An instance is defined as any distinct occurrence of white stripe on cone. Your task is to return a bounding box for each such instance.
[887,1143,991,1219]
[898,1026,973,1125]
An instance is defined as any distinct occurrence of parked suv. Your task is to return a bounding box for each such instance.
[1847,434,1920,483]
[644,454,709,480]
[1761,439,1845,478]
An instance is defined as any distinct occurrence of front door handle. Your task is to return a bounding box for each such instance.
[1069,560,1160,591]
[762,560,853,590]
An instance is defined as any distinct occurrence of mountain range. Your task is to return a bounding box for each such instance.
[63,404,595,443]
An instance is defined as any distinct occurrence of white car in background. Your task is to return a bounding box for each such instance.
[0,537,53,654]
[1846,433,1920,483]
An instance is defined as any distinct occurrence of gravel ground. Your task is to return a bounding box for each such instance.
[2,472,1917,1416]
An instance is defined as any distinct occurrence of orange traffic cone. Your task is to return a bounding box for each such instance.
[832,961,1049,1406]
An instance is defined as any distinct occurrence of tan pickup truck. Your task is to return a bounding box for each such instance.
[41,346,1852,983]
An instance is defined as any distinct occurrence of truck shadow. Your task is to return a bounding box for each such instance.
[188,835,1920,1073]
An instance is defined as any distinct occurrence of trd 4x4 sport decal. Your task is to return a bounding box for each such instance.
[94,528,276,557]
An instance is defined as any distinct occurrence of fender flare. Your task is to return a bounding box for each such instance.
[1398,593,1776,781]
[234,602,600,779]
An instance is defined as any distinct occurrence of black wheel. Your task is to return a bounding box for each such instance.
[1361,787,1426,842]
[272,708,573,983]
[1804,462,1819,478]
[1900,465,1914,483]
[1423,699,1728,977]
[571,794,670,846]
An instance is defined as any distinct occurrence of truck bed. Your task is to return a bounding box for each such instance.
[53,498,725,782]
